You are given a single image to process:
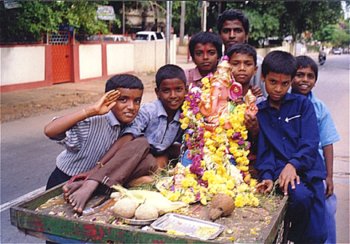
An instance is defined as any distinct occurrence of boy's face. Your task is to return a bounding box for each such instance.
[220,20,248,50]
[193,43,218,75]
[263,72,292,108]
[155,78,187,114]
[111,88,143,124]
[292,66,316,95]
[230,53,257,86]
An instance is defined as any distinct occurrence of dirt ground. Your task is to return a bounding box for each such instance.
[0,72,157,123]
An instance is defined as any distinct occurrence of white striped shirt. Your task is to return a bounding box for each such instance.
[55,111,121,176]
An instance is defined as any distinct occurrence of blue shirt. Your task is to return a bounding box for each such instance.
[255,93,326,182]
[56,111,121,176]
[308,92,340,163]
[123,99,182,154]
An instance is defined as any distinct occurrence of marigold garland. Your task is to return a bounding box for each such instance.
[159,60,259,208]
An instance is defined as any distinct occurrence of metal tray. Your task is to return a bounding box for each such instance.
[151,213,225,240]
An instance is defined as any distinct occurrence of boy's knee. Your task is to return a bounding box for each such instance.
[288,183,313,210]
[131,137,150,149]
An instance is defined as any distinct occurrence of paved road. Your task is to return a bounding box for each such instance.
[1,54,349,243]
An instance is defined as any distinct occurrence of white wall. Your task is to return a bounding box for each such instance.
[106,43,134,74]
[79,44,102,79]
[1,46,45,85]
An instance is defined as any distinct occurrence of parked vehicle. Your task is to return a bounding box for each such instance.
[135,31,164,41]
[331,47,342,55]
[87,35,128,42]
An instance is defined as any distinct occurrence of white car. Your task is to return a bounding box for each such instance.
[135,31,164,41]
[332,48,342,55]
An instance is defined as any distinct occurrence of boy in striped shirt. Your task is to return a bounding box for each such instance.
[45,74,144,189]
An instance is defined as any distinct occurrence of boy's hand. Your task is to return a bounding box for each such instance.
[256,179,273,194]
[325,175,334,197]
[244,112,259,137]
[88,90,120,116]
[250,85,263,98]
[279,163,300,195]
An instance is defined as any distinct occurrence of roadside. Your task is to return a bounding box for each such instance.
[0,55,194,123]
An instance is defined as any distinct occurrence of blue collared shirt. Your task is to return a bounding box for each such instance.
[307,92,340,163]
[255,93,326,182]
[123,99,182,154]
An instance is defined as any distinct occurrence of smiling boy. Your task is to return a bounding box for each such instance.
[45,74,144,189]
[292,55,340,243]
[255,51,327,243]
[64,64,188,213]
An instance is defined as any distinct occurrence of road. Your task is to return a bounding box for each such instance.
[1,54,349,243]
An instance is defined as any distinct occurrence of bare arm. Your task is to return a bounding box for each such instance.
[44,90,120,139]
[323,144,334,197]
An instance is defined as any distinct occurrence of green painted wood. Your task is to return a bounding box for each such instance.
[10,185,288,243]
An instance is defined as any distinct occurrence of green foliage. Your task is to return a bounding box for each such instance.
[0,0,114,43]
[172,1,202,35]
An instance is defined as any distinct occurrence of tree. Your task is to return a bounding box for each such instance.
[225,1,343,45]
[279,1,343,42]
[0,0,112,43]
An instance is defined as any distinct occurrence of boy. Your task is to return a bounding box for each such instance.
[226,43,264,176]
[255,51,327,243]
[185,31,222,87]
[45,74,144,189]
[65,64,187,213]
[217,9,265,96]
[226,43,264,105]
[292,55,340,243]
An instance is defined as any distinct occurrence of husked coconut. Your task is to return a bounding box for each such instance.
[113,197,139,218]
[209,193,235,220]
[135,203,159,220]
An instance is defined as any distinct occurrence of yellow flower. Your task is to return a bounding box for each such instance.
[234,194,245,207]
[181,123,188,130]
[167,191,181,201]
[204,131,212,139]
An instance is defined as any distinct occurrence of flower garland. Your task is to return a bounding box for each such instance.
[159,61,259,208]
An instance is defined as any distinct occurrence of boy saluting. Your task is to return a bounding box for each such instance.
[255,51,327,243]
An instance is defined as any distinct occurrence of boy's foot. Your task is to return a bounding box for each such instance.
[68,180,99,214]
[62,181,84,202]
[127,176,155,187]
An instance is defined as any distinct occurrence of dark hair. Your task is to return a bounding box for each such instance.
[189,32,223,59]
[226,43,257,65]
[217,9,249,34]
[105,74,143,92]
[155,64,187,88]
[295,55,318,80]
[262,51,297,78]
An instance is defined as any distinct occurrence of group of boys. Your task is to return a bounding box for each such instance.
[45,9,339,244]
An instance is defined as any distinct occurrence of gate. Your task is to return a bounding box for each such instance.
[48,31,72,84]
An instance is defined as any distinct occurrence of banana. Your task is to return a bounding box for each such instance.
[111,184,187,214]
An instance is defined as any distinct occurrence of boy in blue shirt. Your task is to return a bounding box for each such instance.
[292,55,340,243]
[64,64,187,213]
[185,31,222,87]
[255,51,327,243]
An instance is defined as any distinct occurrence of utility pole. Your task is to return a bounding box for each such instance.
[166,1,171,64]
[201,1,207,32]
[122,1,125,35]
[180,1,185,46]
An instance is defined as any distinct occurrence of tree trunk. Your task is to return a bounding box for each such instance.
[179,1,185,45]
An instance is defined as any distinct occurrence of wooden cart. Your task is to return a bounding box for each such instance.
[10,184,289,243]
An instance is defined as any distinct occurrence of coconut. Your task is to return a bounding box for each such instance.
[209,193,235,220]
[134,203,159,220]
[112,197,139,219]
